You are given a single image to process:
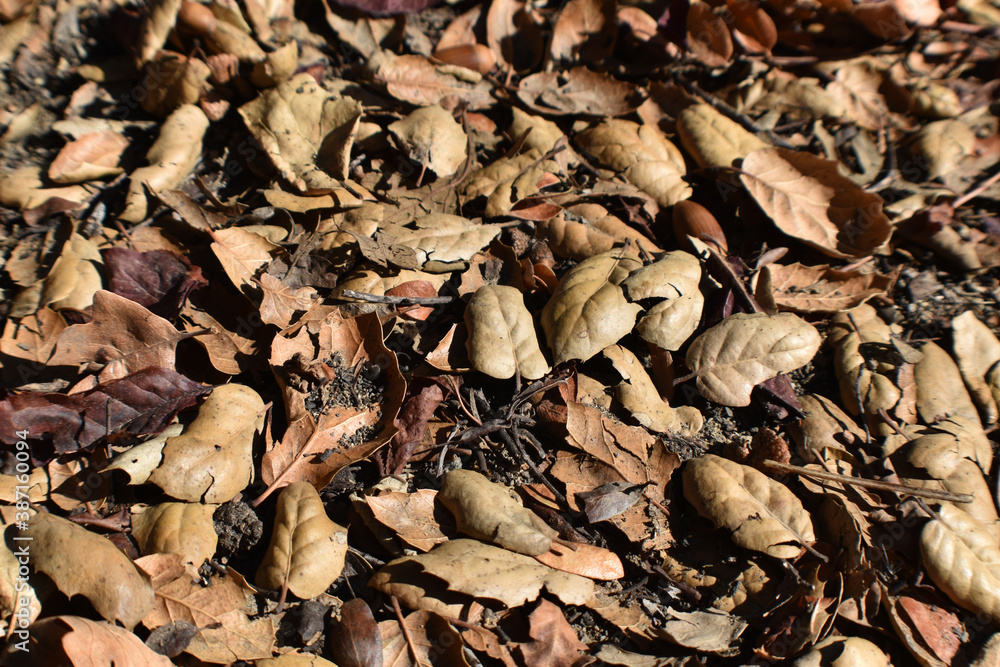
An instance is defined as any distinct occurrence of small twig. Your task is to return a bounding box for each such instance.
[339,290,455,306]
[952,165,1000,208]
[392,595,430,667]
[762,459,975,504]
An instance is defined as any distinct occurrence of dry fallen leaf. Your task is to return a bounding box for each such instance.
[951,310,1000,425]
[369,538,595,610]
[389,214,502,270]
[121,104,210,223]
[21,511,155,629]
[683,454,817,559]
[739,147,892,258]
[464,284,549,380]
[791,635,891,666]
[367,51,495,111]
[517,67,644,117]
[48,131,128,183]
[8,615,173,667]
[388,105,467,178]
[576,119,691,206]
[138,553,276,662]
[604,344,703,436]
[622,250,704,351]
[239,73,363,192]
[48,290,190,376]
[921,502,1000,624]
[914,341,982,427]
[131,502,218,567]
[676,103,767,168]
[256,481,348,600]
[147,384,266,503]
[763,262,894,313]
[685,312,822,407]
[548,0,617,65]
[541,249,643,364]
[438,469,558,556]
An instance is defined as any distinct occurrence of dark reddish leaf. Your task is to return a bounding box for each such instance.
[101,247,208,319]
[0,367,208,456]
[329,599,382,667]
[378,377,449,476]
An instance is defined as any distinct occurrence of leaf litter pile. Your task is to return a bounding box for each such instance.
[6,0,1000,664]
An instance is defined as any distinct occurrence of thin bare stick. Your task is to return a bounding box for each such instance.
[953,165,1000,208]
[392,595,430,667]
[339,290,455,306]
[762,459,975,503]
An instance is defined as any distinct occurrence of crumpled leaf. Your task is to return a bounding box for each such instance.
[147,384,266,503]
[138,553,275,662]
[676,103,767,168]
[650,607,747,655]
[517,67,644,117]
[102,247,207,319]
[921,502,1000,624]
[10,231,103,318]
[21,511,155,629]
[739,147,892,258]
[369,539,594,610]
[210,226,279,296]
[464,284,549,380]
[10,616,173,667]
[239,73,363,192]
[687,0,733,67]
[541,249,643,364]
[367,51,495,111]
[135,0,182,67]
[683,454,817,559]
[121,104,210,223]
[388,105,467,178]
[536,203,658,260]
[256,481,348,599]
[364,488,449,552]
[48,130,129,183]
[131,502,218,567]
[576,119,691,206]
[685,312,822,407]
[604,344,703,436]
[763,262,894,313]
[791,635,890,666]
[49,291,191,376]
[389,214,502,270]
[438,469,558,556]
[622,250,704,351]
[461,148,561,219]
[827,303,914,436]
[0,366,207,454]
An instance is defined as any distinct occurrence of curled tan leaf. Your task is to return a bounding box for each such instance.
[685,312,822,407]
[388,105,467,178]
[369,539,594,610]
[540,249,643,364]
[739,147,892,258]
[239,73,362,192]
[952,311,1000,425]
[256,481,348,600]
[914,341,981,427]
[677,103,767,168]
[438,469,557,556]
[576,119,691,206]
[21,512,155,629]
[920,503,1000,624]
[683,454,816,559]
[623,250,704,351]
[121,104,210,223]
[147,384,265,503]
[131,502,218,567]
[390,214,502,269]
[791,636,890,667]
[48,131,128,184]
[464,285,549,380]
